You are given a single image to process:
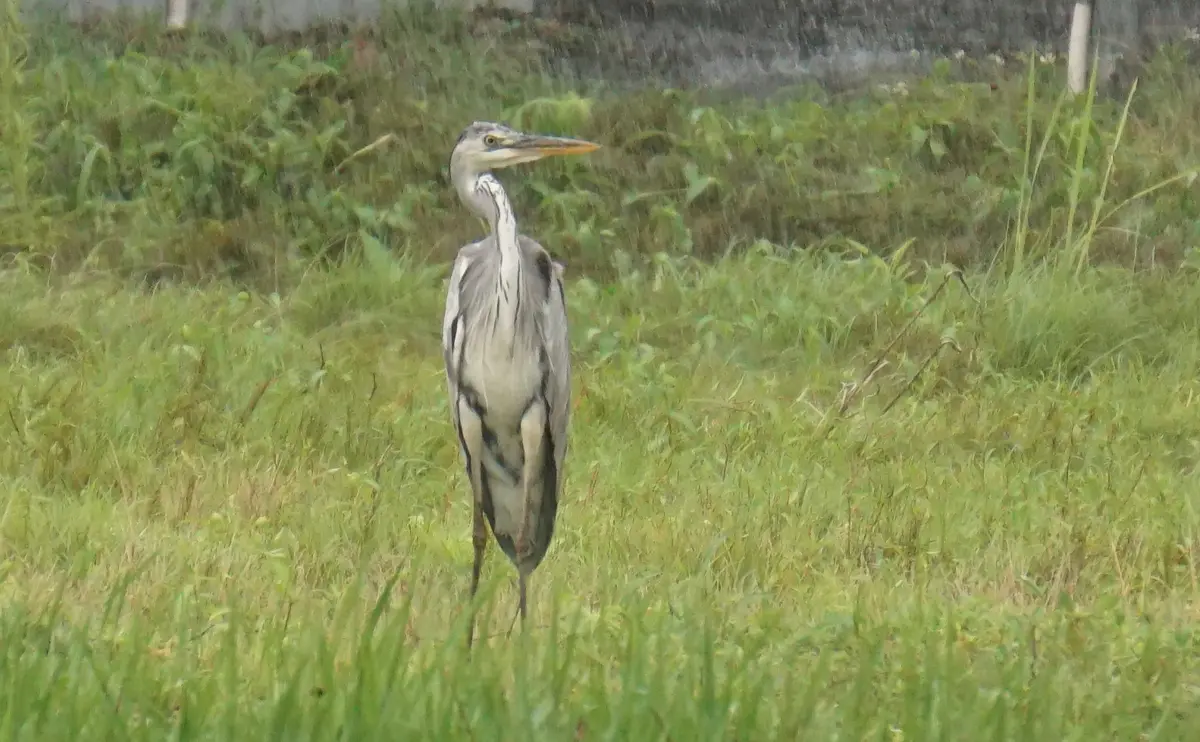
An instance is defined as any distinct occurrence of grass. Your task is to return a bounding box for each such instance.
[2,3,1200,740]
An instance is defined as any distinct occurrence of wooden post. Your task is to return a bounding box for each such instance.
[1067,1,1093,95]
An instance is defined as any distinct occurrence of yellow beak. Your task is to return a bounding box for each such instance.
[513,134,601,156]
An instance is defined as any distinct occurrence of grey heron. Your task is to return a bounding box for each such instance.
[441,121,600,647]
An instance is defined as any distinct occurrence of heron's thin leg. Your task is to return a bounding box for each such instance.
[519,573,528,624]
[515,401,547,557]
[470,497,488,597]
[506,573,528,638]
[467,497,488,650]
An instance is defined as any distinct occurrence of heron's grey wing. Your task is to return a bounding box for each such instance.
[522,236,571,488]
[442,250,469,395]
[442,241,487,461]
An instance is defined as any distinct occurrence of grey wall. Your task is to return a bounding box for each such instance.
[542,0,1196,50]
[535,0,1199,90]
[28,0,1197,45]
[32,0,531,34]
[22,0,1200,89]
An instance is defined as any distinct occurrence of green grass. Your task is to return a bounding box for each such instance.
[2,3,1200,740]
[6,248,1200,739]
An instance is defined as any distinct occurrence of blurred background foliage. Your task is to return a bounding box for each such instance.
[0,5,1197,289]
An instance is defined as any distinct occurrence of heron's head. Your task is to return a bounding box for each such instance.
[450,121,600,177]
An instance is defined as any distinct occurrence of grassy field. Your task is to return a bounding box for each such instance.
[3,4,1200,740]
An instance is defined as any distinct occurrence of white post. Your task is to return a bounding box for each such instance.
[166,0,189,30]
[1067,1,1093,95]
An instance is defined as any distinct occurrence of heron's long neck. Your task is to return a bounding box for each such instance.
[473,174,522,319]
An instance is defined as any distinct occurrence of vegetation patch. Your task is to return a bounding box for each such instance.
[2,6,1199,283]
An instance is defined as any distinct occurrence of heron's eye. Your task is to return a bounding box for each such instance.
[483,135,499,147]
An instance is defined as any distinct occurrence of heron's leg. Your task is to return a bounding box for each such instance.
[515,399,547,558]
[506,570,529,638]
[457,396,488,650]
[467,496,488,650]
[470,496,488,598]
[518,572,528,624]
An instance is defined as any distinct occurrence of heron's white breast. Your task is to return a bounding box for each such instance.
[459,334,544,538]
[460,329,542,424]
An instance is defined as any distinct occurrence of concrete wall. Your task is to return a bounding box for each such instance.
[540,1,1198,90]
[542,0,1195,51]
[27,0,1195,45]
[33,0,532,34]
[21,0,1200,89]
